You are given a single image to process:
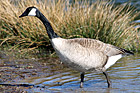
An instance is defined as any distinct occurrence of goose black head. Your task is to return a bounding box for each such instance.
[19,6,39,18]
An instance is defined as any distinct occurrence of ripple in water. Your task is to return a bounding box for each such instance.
[19,54,140,92]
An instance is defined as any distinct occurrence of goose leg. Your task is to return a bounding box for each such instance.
[103,71,111,88]
[80,72,85,88]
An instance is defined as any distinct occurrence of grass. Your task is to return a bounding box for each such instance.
[0,0,140,56]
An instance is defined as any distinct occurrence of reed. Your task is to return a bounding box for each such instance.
[0,0,139,53]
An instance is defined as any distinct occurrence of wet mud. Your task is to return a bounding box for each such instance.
[0,52,63,93]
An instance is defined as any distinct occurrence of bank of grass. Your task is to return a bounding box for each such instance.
[0,0,139,56]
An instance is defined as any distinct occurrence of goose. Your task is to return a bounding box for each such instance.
[19,6,134,88]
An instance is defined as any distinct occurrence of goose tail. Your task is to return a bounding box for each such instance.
[120,48,134,56]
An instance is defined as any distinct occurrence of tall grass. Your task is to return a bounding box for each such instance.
[0,0,139,53]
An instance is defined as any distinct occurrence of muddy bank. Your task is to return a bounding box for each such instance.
[0,51,64,93]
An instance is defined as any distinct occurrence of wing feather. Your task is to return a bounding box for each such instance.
[67,38,133,56]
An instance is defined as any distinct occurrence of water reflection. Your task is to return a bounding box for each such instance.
[17,54,140,92]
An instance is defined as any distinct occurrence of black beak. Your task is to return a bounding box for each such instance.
[19,11,27,18]
[19,14,24,18]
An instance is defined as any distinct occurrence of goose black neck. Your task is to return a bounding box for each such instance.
[36,11,59,39]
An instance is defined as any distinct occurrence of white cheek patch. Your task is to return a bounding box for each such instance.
[28,8,37,16]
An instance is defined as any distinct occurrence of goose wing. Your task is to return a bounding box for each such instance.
[67,38,133,56]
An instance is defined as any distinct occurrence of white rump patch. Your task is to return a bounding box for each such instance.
[28,8,37,16]
[105,54,122,69]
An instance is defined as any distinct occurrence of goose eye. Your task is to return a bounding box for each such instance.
[28,8,31,11]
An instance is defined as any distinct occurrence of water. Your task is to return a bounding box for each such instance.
[83,0,140,11]
[115,0,140,10]
[12,54,140,92]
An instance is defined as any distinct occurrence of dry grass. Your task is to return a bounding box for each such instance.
[0,0,139,53]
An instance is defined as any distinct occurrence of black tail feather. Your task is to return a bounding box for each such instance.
[119,48,134,55]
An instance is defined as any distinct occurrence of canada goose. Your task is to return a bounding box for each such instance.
[19,6,134,88]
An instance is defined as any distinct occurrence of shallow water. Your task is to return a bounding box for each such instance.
[1,53,139,92]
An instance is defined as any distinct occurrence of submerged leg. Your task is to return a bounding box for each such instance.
[80,72,85,88]
[103,71,111,88]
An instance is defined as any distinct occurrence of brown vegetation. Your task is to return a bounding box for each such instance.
[0,0,139,53]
